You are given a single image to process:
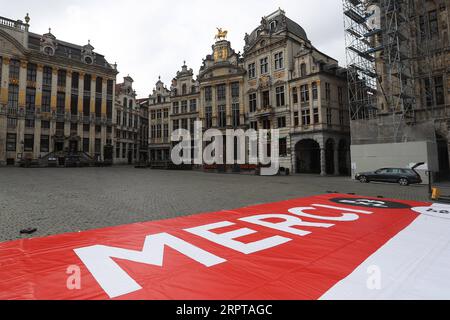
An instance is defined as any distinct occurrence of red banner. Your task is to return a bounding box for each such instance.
[0,194,433,300]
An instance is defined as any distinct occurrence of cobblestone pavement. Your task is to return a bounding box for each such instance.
[0,166,431,242]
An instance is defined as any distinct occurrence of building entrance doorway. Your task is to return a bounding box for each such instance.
[54,140,64,153]
[69,140,78,154]
[128,150,133,164]
[295,139,321,174]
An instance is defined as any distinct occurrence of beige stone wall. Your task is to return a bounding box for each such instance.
[0,38,116,165]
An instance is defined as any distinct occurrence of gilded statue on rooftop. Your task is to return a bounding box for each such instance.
[215,28,228,41]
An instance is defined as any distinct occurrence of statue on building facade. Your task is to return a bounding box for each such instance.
[215,28,228,41]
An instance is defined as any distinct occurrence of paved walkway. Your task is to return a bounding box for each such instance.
[0,166,430,242]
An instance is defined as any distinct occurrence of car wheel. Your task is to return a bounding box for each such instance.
[359,176,369,183]
[399,178,409,186]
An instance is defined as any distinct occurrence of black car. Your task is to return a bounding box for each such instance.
[355,165,423,186]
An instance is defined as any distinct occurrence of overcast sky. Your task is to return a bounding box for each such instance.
[3,0,345,98]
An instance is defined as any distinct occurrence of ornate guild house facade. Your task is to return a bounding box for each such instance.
[198,37,247,171]
[0,14,117,166]
[1,9,350,174]
[148,77,171,168]
[114,76,141,164]
[170,62,199,166]
[243,9,350,175]
[142,8,351,175]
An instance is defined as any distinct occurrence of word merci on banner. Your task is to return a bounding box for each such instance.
[0,195,449,300]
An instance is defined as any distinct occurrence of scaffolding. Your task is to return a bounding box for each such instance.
[343,0,379,122]
[343,0,424,144]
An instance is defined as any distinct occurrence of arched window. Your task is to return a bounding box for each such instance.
[182,84,187,95]
[312,82,318,100]
[270,21,278,31]
[129,100,133,109]
[300,63,307,77]
[123,97,127,107]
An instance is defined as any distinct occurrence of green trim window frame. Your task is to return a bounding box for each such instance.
[248,63,256,79]
[217,84,226,101]
[40,135,49,153]
[25,87,36,114]
[26,63,37,82]
[57,92,66,115]
[260,57,269,74]
[42,89,51,113]
[218,105,227,128]
[9,59,20,80]
[57,69,67,87]
[249,93,257,113]
[43,66,52,87]
[232,103,240,128]
[6,133,16,152]
[276,86,285,107]
[274,52,284,70]
[24,134,34,152]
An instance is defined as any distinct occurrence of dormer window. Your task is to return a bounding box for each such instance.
[40,28,58,56]
[81,40,95,65]
[84,56,93,65]
[270,21,278,31]
[300,63,307,77]
[43,46,55,56]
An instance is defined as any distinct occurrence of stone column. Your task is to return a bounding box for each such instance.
[0,58,10,165]
[211,85,217,127]
[320,147,326,176]
[50,68,58,112]
[100,78,107,160]
[89,75,96,156]
[16,61,27,157]
[334,147,340,176]
[35,65,43,110]
[315,80,321,124]
[18,61,27,108]
[77,73,84,147]
[225,81,230,127]
[64,71,72,139]
[46,68,57,153]
[0,57,9,105]
[0,114,6,165]
[34,65,43,156]
[33,119,41,159]
[65,71,72,113]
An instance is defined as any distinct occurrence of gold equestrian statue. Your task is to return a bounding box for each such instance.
[215,28,228,41]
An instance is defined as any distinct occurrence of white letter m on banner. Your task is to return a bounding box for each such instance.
[74,233,226,299]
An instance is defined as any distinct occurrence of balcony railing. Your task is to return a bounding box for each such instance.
[56,113,65,121]
[7,106,18,116]
[95,117,102,125]
[25,110,35,119]
[0,16,28,31]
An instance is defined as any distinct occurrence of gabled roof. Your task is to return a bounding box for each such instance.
[27,32,115,70]
[245,9,309,50]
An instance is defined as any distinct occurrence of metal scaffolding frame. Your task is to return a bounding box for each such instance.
[343,0,421,144]
[343,0,379,122]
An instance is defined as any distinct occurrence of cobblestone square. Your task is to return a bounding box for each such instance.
[0,167,431,242]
